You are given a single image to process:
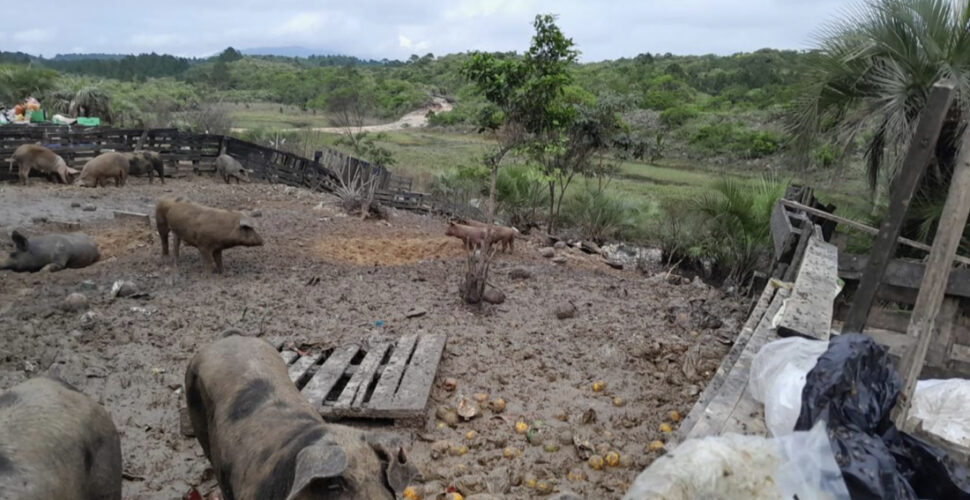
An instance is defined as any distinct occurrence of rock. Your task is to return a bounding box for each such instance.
[30,216,48,224]
[600,243,662,268]
[250,210,262,218]
[405,307,427,318]
[82,205,97,212]
[62,292,89,312]
[551,255,567,265]
[539,247,555,258]
[550,491,583,500]
[110,280,138,299]
[70,202,81,208]
[553,240,567,249]
[580,241,601,254]
[79,310,102,330]
[442,377,458,391]
[604,259,623,270]
[79,280,97,291]
[482,289,505,305]
[555,303,577,320]
[508,267,533,280]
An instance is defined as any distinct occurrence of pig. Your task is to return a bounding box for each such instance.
[77,152,128,187]
[0,376,122,500]
[446,221,518,252]
[185,333,416,500]
[0,229,100,273]
[215,154,250,184]
[10,143,77,185]
[155,197,263,275]
[123,150,164,184]
[445,222,487,250]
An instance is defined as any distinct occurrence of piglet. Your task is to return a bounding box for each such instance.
[185,333,416,500]
[445,222,487,250]
[156,197,263,276]
[0,230,100,273]
[0,376,122,500]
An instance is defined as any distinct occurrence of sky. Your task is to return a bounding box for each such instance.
[2,0,848,61]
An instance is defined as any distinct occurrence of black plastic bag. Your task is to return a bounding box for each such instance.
[795,334,970,500]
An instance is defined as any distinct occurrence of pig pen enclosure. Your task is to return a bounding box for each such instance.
[0,127,746,499]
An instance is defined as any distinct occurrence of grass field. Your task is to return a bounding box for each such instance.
[223,102,337,129]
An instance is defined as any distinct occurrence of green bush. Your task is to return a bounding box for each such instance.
[429,165,489,205]
[659,106,698,127]
[560,188,638,243]
[688,121,781,158]
[496,165,549,228]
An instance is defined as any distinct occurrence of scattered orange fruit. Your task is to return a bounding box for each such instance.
[536,480,552,493]
[588,455,605,470]
[465,430,477,440]
[567,469,587,481]
[605,451,620,467]
[402,486,421,500]
[444,493,463,500]
[592,381,606,392]
[668,410,681,422]
[503,446,520,459]
[514,421,529,434]
[525,474,537,488]
[490,398,506,413]
[648,440,665,452]
[612,396,625,407]
[659,422,673,433]
[473,392,489,403]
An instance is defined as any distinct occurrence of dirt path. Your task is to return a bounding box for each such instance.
[229,97,453,135]
[0,176,744,499]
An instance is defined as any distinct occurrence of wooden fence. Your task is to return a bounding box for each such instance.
[0,126,485,218]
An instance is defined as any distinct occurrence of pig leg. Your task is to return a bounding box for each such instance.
[173,234,182,263]
[18,161,30,185]
[158,223,170,256]
[213,249,224,274]
[200,248,216,276]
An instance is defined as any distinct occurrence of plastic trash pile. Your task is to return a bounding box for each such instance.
[3,97,43,123]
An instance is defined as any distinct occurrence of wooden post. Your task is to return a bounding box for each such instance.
[843,82,956,333]
[893,126,970,428]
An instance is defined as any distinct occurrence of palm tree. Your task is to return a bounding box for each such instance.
[46,83,112,121]
[790,0,970,192]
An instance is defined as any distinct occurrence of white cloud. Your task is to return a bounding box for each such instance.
[130,33,179,47]
[13,29,53,43]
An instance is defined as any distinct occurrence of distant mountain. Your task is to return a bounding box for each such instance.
[241,46,325,58]
[51,53,128,61]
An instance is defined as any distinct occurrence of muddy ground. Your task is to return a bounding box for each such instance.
[0,176,745,499]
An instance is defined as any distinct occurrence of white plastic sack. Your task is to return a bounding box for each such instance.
[911,379,970,447]
[623,421,849,500]
[748,337,828,437]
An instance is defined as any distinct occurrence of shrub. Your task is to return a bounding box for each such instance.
[429,165,490,206]
[659,106,698,128]
[560,188,638,244]
[496,165,549,228]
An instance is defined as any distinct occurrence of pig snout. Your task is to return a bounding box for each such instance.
[0,376,122,500]
[235,218,263,247]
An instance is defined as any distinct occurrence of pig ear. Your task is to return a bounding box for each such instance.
[11,230,28,251]
[449,221,456,226]
[285,443,349,500]
[238,218,254,229]
[367,434,416,494]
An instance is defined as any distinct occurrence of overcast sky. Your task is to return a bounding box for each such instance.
[4,0,847,61]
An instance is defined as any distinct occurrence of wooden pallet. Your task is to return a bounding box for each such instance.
[270,334,447,419]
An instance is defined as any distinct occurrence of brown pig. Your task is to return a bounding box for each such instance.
[185,333,416,500]
[445,222,487,250]
[155,197,263,276]
[0,376,122,500]
[448,220,518,252]
[77,152,128,187]
[10,143,76,185]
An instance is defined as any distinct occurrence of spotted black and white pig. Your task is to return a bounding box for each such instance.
[0,230,100,273]
[0,376,122,500]
[185,333,416,500]
[123,150,165,184]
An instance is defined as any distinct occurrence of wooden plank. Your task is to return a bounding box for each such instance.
[844,82,957,332]
[369,334,419,406]
[686,288,790,440]
[777,230,839,340]
[301,345,359,406]
[288,351,326,386]
[782,221,813,282]
[927,297,960,366]
[895,130,970,428]
[333,343,390,410]
[770,201,799,260]
[389,334,447,410]
[281,350,299,365]
[838,253,970,299]
[675,281,779,443]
